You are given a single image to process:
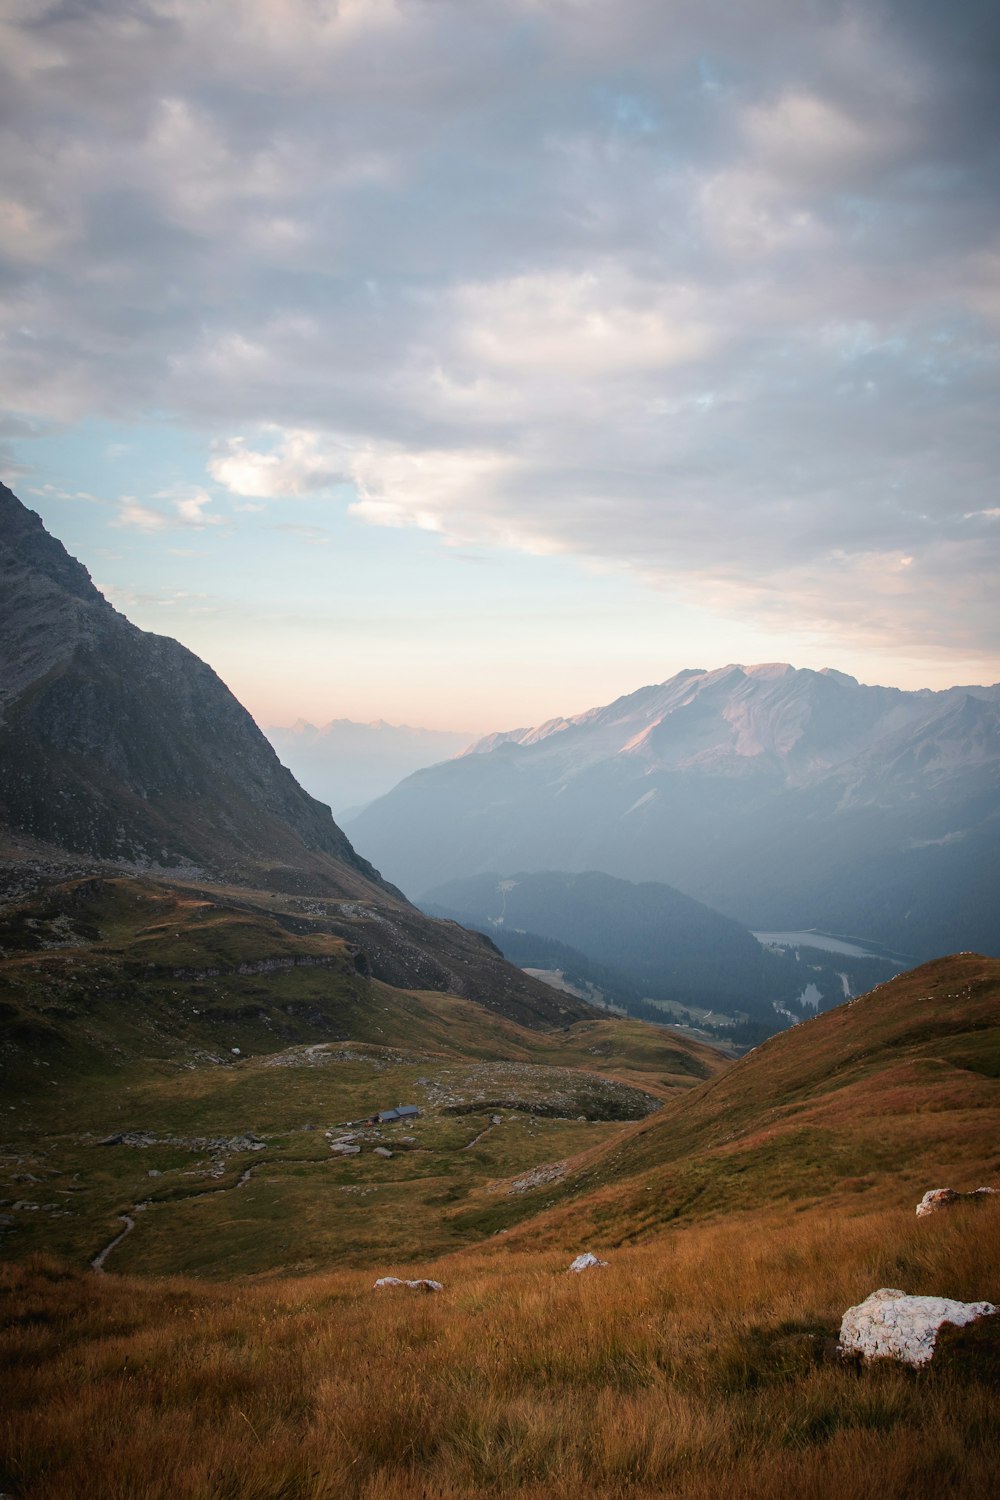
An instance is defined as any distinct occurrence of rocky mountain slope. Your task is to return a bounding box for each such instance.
[0,481,392,899]
[0,483,591,1030]
[348,663,1000,957]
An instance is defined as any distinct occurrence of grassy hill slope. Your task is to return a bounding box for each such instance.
[1,956,997,1498]
[491,953,1000,1249]
[0,874,723,1278]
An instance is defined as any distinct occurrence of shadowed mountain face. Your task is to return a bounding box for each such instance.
[0,484,591,1029]
[0,481,392,900]
[348,663,1000,959]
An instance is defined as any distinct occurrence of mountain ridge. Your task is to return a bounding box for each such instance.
[347,662,1000,956]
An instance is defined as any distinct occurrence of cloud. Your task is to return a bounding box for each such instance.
[114,487,223,530]
[209,430,347,498]
[1,0,999,662]
[114,499,169,533]
[171,488,223,527]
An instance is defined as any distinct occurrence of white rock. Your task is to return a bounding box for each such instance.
[916,1186,997,1217]
[373,1277,443,1293]
[231,1048,241,1055]
[568,1252,609,1274]
[838,1287,997,1367]
[331,1143,361,1155]
[374,1146,393,1158]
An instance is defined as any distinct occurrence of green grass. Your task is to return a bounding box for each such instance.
[0,875,729,1276]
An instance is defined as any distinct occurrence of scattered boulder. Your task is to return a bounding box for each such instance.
[916,1187,997,1217]
[507,1160,567,1195]
[838,1287,997,1367]
[568,1252,608,1274]
[374,1146,393,1158]
[331,1143,361,1156]
[373,1277,443,1293]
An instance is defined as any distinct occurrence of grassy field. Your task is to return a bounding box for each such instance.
[2,1196,997,1499]
[2,880,997,1498]
[0,878,723,1277]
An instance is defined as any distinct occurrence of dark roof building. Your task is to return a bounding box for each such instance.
[375,1105,420,1123]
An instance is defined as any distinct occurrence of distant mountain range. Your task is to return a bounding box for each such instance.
[347,663,1000,959]
[0,481,588,1030]
[265,718,471,817]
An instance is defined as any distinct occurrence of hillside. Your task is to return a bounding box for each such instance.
[347,663,1000,958]
[492,952,1000,1247]
[0,872,724,1278]
[2,955,997,1500]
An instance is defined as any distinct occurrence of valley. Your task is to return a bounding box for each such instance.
[0,873,718,1279]
[1,484,998,1499]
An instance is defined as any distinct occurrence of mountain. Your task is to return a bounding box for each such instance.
[264,718,471,817]
[347,663,1000,958]
[0,482,591,1030]
[0,481,391,900]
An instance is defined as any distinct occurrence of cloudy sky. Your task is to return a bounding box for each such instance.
[2,0,999,732]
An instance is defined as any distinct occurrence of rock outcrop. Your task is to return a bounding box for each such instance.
[373,1277,443,1293]
[915,1187,997,1217]
[838,1287,997,1366]
[568,1252,608,1273]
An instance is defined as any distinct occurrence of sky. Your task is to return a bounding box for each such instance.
[1,0,999,734]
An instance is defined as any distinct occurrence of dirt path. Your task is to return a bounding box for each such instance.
[91,1212,137,1272]
[464,1118,500,1150]
[89,1162,262,1274]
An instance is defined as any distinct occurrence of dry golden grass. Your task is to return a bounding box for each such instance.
[3,1197,998,1499]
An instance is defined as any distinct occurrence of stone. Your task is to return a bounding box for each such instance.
[374,1146,393,1158]
[568,1252,608,1273]
[373,1277,443,1293]
[916,1186,997,1217]
[508,1160,567,1194]
[838,1287,997,1367]
[330,1142,360,1155]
